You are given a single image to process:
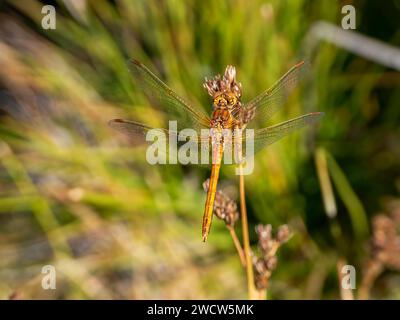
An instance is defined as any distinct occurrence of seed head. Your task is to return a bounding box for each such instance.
[203,65,242,99]
[252,224,292,290]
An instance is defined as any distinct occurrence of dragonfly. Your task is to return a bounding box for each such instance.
[109,59,323,242]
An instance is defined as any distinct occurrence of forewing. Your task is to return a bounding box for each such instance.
[243,61,307,126]
[128,59,210,131]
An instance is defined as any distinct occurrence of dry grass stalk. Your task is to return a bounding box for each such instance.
[203,179,292,299]
[203,176,257,299]
[238,168,258,300]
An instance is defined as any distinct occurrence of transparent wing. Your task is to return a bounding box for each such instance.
[242,112,324,154]
[109,118,169,143]
[128,59,210,131]
[243,61,307,126]
[109,119,212,165]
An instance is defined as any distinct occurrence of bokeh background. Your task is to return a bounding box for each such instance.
[0,0,399,299]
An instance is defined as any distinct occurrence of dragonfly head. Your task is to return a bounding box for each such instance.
[213,92,238,109]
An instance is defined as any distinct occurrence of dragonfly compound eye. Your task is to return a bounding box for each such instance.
[226,95,237,107]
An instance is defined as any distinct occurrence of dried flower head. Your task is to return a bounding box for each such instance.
[252,224,292,290]
[360,199,400,299]
[370,212,400,270]
[203,65,242,99]
[276,224,291,243]
[256,224,273,252]
[202,179,239,227]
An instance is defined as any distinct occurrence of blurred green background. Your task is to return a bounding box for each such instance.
[0,0,399,299]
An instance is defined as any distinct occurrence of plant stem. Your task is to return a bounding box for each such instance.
[359,260,383,300]
[256,289,267,300]
[227,225,246,267]
[239,164,257,300]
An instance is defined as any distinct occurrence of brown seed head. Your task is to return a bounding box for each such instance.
[252,224,292,290]
[203,65,242,99]
[276,224,291,243]
[256,224,273,253]
[371,211,400,270]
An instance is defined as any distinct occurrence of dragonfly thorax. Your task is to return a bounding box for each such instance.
[210,107,236,129]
